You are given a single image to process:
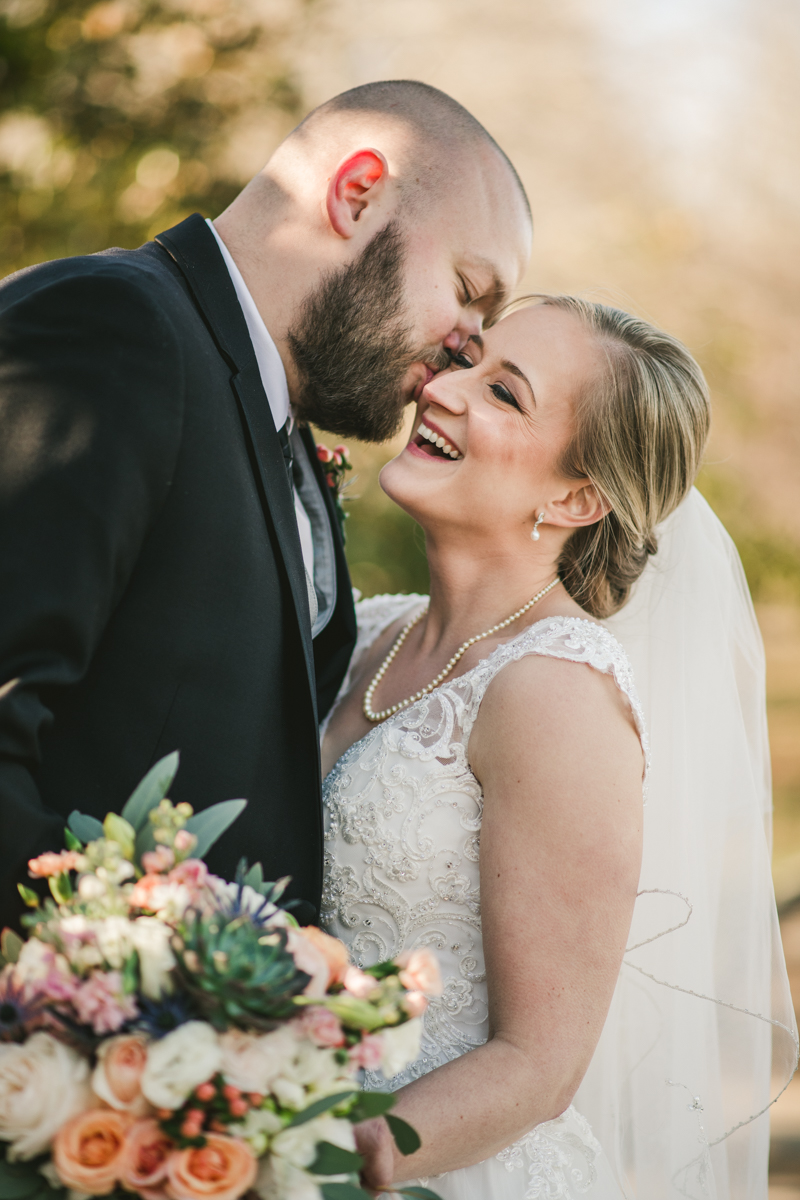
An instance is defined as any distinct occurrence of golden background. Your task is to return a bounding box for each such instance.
[1,0,799,1186]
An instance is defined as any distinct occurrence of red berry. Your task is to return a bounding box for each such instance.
[229,1098,249,1118]
[248,1093,264,1107]
[222,1084,242,1102]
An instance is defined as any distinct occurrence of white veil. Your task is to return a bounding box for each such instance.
[574,488,798,1199]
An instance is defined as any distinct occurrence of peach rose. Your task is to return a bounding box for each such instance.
[92,1034,149,1113]
[342,965,378,999]
[53,1108,131,1195]
[295,926,349,987]
[286,930,329,999]
[397,948,443,996]
[165,1133,257,1200]
[121,1117,173,1200]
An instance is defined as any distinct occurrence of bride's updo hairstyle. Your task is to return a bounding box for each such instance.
[522,296,710,618]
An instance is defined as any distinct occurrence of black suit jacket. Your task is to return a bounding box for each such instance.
[0,213,356,929]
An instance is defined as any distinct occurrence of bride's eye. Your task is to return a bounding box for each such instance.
[490,382,521,410]
[448,350,474,369]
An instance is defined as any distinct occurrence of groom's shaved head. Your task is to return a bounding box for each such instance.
[292,80,531,221]
[215,80,531,442]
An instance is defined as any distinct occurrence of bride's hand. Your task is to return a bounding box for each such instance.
[354,1116,396,1195]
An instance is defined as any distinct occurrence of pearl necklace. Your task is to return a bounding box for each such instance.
[362,577,561,723]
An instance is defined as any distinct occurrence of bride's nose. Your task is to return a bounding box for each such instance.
[423,369,467,416]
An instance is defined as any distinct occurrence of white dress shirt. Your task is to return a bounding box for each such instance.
[205,220,315,584]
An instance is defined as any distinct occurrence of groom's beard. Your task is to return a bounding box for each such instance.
[288,220,450,442]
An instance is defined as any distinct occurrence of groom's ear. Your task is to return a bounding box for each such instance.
[326,149,390,237]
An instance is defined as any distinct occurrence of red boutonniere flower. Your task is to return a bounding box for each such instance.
[316,443,353,536]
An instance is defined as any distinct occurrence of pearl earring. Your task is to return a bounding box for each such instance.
[530,511,545,541]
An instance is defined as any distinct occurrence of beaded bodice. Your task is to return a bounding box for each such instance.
[321,594,648,1095]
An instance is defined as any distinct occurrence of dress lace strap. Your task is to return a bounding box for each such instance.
[460,616,650,778]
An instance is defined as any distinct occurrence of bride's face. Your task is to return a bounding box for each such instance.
[380,304,606,546]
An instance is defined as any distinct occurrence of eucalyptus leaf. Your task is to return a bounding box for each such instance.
[16,885,39,910]
[0,1159,48,1200]
[386,1114,422,1156]
[346,1091,396,1123]
[63,827,82,852]
[121,751,180,832]
[287,1090,358,1127]
[184,799,247,859]
[319,1185,372,1200]
[0,929,23,964]
[309,1142,363,1176]
[48,873,72,905]
[395,1188,445,1199]
[103,813,135,860]
[67,811,104,844]
[134,822,156,864]
[243,861,263,891]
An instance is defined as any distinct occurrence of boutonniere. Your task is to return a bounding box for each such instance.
[316,442,353,537]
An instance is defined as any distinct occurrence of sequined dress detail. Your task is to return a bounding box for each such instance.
[322,595,646,1199]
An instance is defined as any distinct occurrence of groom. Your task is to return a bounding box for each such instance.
[0,80,530,930]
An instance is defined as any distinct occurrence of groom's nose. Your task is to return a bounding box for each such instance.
[442,313,483,355]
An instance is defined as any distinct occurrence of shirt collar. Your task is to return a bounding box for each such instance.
[206,218,290,432]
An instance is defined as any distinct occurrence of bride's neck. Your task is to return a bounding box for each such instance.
[420,536,563,655]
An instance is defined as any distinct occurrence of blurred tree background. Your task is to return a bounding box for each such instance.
[1,0,798,845]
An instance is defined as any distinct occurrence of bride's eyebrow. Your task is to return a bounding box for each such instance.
[501,359,536,407]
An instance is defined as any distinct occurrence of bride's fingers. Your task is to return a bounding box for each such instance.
[355,1115,396,1193]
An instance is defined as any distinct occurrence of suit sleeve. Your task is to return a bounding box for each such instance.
[0,265,184,929]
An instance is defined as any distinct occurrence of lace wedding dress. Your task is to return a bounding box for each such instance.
[321,594,647,1200]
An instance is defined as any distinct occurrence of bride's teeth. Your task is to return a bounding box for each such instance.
[449,449,460,459]
[435,436,445,448]
[443,443,452,455]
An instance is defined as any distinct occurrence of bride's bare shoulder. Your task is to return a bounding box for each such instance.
[469,628,644,793]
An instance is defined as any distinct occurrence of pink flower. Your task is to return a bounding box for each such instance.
[348,1035,383,1071]
[316,444,334,464]
[334,444,349,459]
[120,1118,173,1200]
[401,990,428,1018]
[141,846,175,875]
[168,859,208,890]
[296,1006,345,1048]
[72,971,139,1034]
[397,948,443,996]
[343,965,378,999]
[28,850,82,878]
[173,830,197,856]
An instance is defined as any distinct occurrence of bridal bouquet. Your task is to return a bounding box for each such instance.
[0,754,441,1200]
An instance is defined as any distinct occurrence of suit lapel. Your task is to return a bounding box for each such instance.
[154,214,318,720]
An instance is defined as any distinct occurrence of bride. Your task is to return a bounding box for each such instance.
[319,296,797,1199]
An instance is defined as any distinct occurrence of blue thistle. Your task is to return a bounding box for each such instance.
[136,993,199,1039]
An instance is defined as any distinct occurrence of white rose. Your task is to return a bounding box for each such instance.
[141,1020,222,1109]
[379,1018,422,1078]
[95,917,134,970]
[292,1042,350,1095]
[229,1106,283,1155]
[130,916,175,999]
[219,1026,298,1094]
[0,1032,93,1160]
[271,1114,355,1170]
[271,1076,306,1110]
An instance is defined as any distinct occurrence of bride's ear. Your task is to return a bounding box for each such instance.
[547,482,609,529]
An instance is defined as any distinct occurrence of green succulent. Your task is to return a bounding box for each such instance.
[172,912,309,1031]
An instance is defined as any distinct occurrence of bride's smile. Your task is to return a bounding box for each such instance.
[382,304,609,556]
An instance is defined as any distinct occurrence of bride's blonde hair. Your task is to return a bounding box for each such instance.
[510,296,711,618]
